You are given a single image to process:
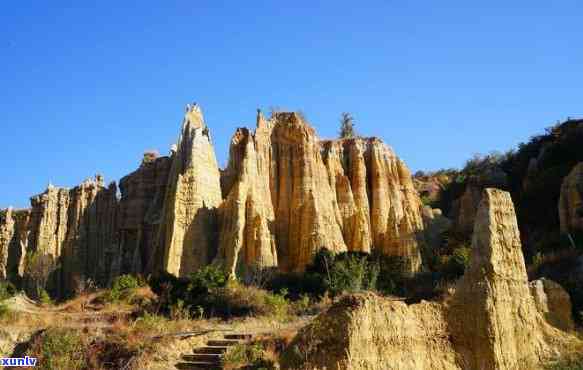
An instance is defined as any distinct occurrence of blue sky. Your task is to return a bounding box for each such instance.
[1,1,582,208]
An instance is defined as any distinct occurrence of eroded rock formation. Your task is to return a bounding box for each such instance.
[16,177,119,296]
[215,112,425,274]
[215,126,277,276]
[321,137,425,272]
[157,104,223,276]
[0,103,426,294]
[530,278,575,332]
[559,162,583,235]
[448,189,557,369]
[281,293,460,370]
[118,155,172,275]
[281,189,579,370]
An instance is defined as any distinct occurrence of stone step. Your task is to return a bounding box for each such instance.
[175,362,221,370]
[223,333,253,340]
[193,346,229,354]
[207,339,241,347]
[183,354,222,363]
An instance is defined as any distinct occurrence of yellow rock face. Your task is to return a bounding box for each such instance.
[17,177,119,296]
[214,111,425,275]
[449,189,570,370]
[322,137,425,273]
[282,189,579,370]
[559,162,583,234]
[158,104,223,277]
[215,126,278,276]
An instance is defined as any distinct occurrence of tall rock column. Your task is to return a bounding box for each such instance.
[269,112,346,271]
[24,176,119,296]
[0,208,30,282]
[215,127,277,276]
[322,139,372,253]
[368,140,424,273]
[118,155,172,276]
[0,209,16,280]
[559,162,583,235]
[449,189,557,369]
[159,104,223,276]
[322,137,425,273]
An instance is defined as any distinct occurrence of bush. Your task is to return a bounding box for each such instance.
[266,272,327,300]
[39,288,52,305]
[26,328,85,370]
[223,342,276,369]
[208,283,290,319]
[326,252,379,296]
[546,354,583,370]
[105,274,141,302]
[0,281,17,300]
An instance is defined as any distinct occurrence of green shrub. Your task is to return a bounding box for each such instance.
[326,253,379,296]
[0,281,17,300]
[223,343,276,369]
[266,272,327,299]
[39,288,52,305]
[0,303,14,321]
[208,283,290,319]
[105,274,140,302]
[438,246,471,279]
[546,354,583,370]
[149,266,231,318]
[27,328,85,370]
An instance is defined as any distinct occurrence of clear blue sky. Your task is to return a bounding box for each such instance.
[1,1,582,208]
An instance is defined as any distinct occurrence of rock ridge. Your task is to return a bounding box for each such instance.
[0,104,426,295]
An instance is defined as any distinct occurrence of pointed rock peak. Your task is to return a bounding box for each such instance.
[270,111,317,142]
[232,127,251,145]
[256,109,268,129]
[469,188,524,278]
[183,102,205,130]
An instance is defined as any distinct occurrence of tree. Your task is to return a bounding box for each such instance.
[339,112,356,139]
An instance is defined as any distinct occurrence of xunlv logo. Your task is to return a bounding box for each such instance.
[0,356,37,367]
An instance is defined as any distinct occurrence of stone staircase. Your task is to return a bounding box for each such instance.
[175,333,254,370]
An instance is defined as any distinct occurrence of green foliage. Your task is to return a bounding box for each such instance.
[0,281,17,300]
[104,274,141,302]
[27,328,85,370]
[265,272,327,299]
[39,288,52,305]
[437,246,471,280]
[338,112,356,139]
[187,265,228,295]
[326,253,379,296]
[208,283,291,319]
[546,354,583,370]
[0,304,12,320]
[223,343,276,369]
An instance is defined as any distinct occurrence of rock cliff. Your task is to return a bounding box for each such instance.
[215,126,278,276]
[530,278,575,332]
[281,189,579,370]
[448,189,558,369]
[0,104,426,293]
[321,137,425,272]
[157,104,223,277]
[16,177,119,296]
[118,155,172,275]
[559,162,583,235]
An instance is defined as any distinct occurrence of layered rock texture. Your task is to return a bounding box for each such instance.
[321,137,424,272]
[281,189,579,370]
[118,155,172,275]
[530,278,575,332]
[559,162,583,235]
[157,105,223,276]
[0,104,426,295]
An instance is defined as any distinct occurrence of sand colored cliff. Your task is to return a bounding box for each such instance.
[281,189,579,370]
